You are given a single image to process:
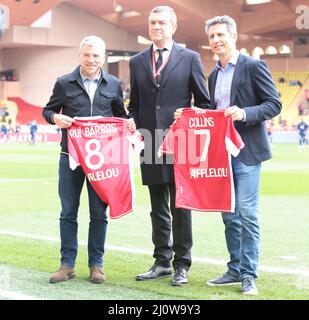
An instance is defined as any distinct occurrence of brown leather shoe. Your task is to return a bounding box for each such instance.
[49,266,75,283]
[89,267,105,284]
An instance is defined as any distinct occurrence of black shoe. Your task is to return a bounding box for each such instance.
[136,264,172,281]
[172,267,188,286]
[207,272,241,286]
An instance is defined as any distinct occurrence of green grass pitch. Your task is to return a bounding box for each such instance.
[0,142,309,300]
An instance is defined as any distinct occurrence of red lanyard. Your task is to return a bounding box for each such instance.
[152,49,170,79]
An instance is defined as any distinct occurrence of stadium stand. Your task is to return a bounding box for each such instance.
[272,72,309,128]
[7,97,45,125]
[0,0,308,142]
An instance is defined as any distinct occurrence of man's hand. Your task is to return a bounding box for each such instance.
[53,114,75,128]
[127,118,136,132]
[224,105,246,121]
[174,106,206,120]
[174,108,184,120]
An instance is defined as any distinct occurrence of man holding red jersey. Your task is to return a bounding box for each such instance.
[43,35,135,284]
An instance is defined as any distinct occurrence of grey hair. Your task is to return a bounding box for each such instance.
[79,35,106,54]
[149,6,177,26]
[205,15,237,35]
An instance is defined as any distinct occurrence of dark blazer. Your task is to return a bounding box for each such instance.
[42,66,127,153]
[208,53,281,165]
[128,41,211,185]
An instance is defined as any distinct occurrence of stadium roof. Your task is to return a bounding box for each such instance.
[1,0,307,48]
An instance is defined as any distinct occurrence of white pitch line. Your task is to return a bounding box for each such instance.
[0,178,57,183]
[262,165,309,172]
[1,229,309,277]
[0,289,42,300]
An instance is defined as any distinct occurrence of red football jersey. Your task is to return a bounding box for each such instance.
[67,116,143,219]
[159,108,245,212]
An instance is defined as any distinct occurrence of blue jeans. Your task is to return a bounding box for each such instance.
[222,156,261,280]
[58,154,108,268]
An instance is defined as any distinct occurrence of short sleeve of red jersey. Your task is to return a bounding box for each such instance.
[225,116,245,157]
[127,130,145,155]
[158,120,177,157]
[68,136,80,170]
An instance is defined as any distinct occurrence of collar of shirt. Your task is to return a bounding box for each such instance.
[79,68,101,104]
[215,50,240,71]
[153,41,173,61]
[79,67,101,83]
[214,51,240,110]
[153,40,173,53]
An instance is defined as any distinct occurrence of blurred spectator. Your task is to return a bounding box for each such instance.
[0,70,17,81]
[297,118,308,146]
[298,102,305,116]
[123,84,130,100]
[280,119,287,130]
[288,80,302,87]
[15,122,21,135]
[28,119,38,145]
[278,115,282,125]
[0,103,9,122]
[278,77,285,84]
[0,121,8,141]
[7,118,14,134]
[266,119,274,144]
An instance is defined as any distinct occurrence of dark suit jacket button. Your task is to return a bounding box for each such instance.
[156,105,160,110]
[152,88,156,93]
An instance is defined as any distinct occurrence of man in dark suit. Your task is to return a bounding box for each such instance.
[204,16,281,295]
[128,6,210,286]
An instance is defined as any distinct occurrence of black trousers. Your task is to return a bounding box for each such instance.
[148,183,192,270]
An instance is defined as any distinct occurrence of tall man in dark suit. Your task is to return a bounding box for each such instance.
[128,6,210,286]
[205,16,281,295]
